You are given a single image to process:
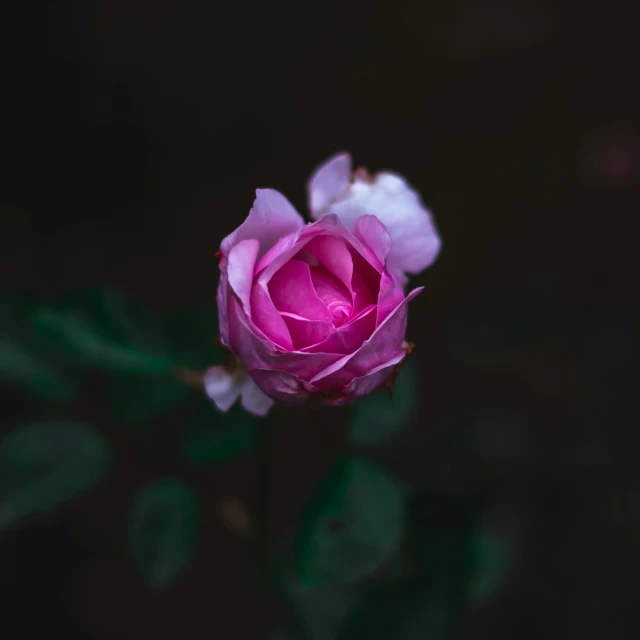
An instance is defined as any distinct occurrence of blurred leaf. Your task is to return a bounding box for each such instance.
[272,551,365,640]
[107,308,221,426]
[0,420,110,528]
[467,530,509,600]
[165,308,221,370]
[109,373,192,426]
[0,293,80,402]
[33,288,174,373]
[408,493,508,611]
[349,363,417,446]
[295,457,406,589]
[337,579,428,640]
[130,480,202,587]
[183,404,258,464]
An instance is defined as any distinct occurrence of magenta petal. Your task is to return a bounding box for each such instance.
[342,355,405,399]
[350,248,380,315]
[281,313,335,350]
[307,152,352,214]
[269,260,333,321]
[250,283,294,350]
[376,269,405,324]
[228,296,343,381]
[309,266,352,323]
[249,369,316,405]
[354,215,392,271]
[305,235,354,292]
[221,189,305,258]
[304,305,376,355]
[311,287,423,389]
[227,238,260,311]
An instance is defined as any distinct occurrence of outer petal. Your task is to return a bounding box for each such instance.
[227,238,260,312]
[249,368,315,405]
[311,287,423,389]
[204,365,274,416]
[308,152,352,214]
[221,188,305,258]
[322,355,404,406]
[353,215,392,271]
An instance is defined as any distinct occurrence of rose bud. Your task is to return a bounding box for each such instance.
[205,152,441,415]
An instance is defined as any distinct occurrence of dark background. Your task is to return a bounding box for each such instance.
[3,0,640,638]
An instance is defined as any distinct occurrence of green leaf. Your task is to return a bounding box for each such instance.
[130,480,202,587]
[0,420,110,528]
[295,457,406,589]
[183,404,258,464]
[33,288,174,373]
[109,373,192,426]
[0,294,80,402]
[349,363,417,445]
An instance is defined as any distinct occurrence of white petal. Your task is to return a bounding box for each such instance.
[204,365,274,417]
[239,376,275,416]
[307,156,441,279]
[204,366,243,412]
[308,152,352,215]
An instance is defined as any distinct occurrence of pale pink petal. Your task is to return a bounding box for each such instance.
[309,266,352,324]
[311,287,423,389]
[221,189,305,258]
[268,260,333,322]
[353,215,392,271]
[249,369,315,405]
[254,230,299,274]
[307,152,352,214]
[280,313,335,350]
[306,235,354,291]
[304,305,377,355]
[227,238,260,312]
[228,296,343,381]
[250,283,294,350]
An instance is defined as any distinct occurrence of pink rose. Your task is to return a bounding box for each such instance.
[205,153,441,416]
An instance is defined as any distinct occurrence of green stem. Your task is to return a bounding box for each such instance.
[254,411,309,639]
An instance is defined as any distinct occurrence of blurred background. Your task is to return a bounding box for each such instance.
[3,0,640,638]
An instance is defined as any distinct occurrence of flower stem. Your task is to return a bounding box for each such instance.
[254,411,309,639]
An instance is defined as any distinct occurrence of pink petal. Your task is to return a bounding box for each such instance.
[249,368,315,405]
[254,230,299,274]
[307,152,352,214]
[227,238,260,312]
[376,268,406,324]
[311,287,423,389]
[227,296,344,381]
[268,260,333,322]
[216,269,230,348]
[304,304,377,355]
[221,189,305,258]
[350,248,380,315]
[305,235,354,292]
[353,215,392,271]
[280,312,335,350]
[309,266,352,324]
[341,355,405,400]
[250,283,294,350]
